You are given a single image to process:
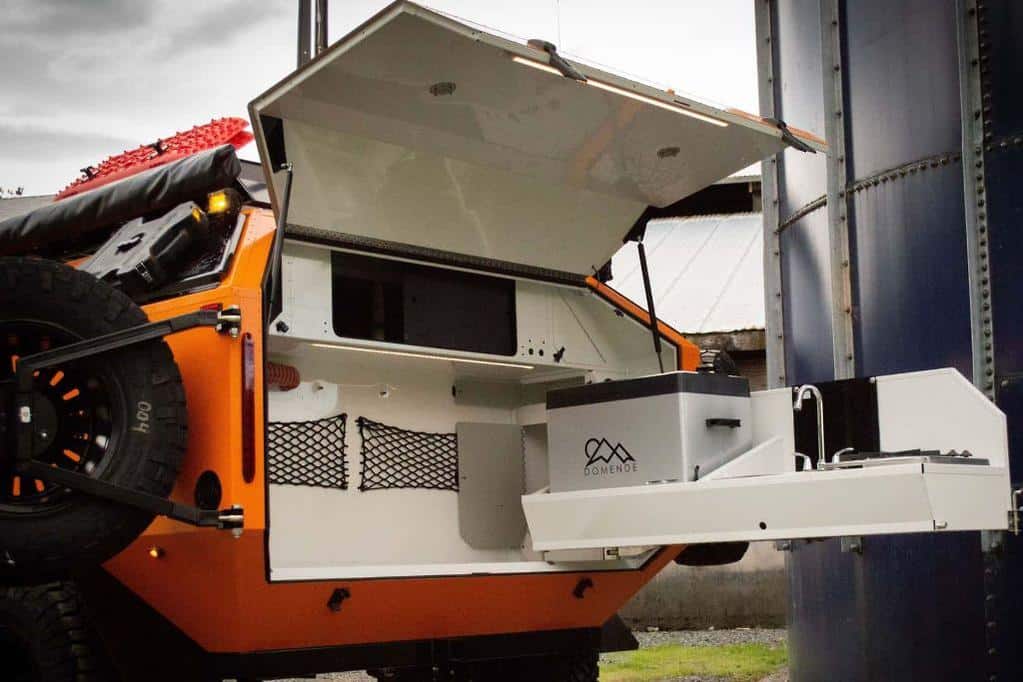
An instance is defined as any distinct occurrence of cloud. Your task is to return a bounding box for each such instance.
[0,122,136,160]
[0,0,290,116]
[2,0,153,39]
[154,0,290,58]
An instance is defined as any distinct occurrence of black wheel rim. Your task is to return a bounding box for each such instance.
[0,321,120,512]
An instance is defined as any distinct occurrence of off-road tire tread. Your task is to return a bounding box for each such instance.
[0,257,187,581]
[0,581,112,681]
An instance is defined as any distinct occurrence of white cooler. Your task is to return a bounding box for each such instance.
[545,371,752,492]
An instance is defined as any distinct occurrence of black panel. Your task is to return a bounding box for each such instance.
[260,115,287,170]
[403,268,516,356]
[848,164,973,379]
[791,377,878,469]
[843,0,962,180]
[331,251,516,356]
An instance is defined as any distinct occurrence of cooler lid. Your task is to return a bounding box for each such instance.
[250,1,824,279]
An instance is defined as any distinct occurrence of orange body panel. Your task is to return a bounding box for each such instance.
[104,210,688,653]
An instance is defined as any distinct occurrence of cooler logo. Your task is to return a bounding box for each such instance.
[584,437,637,476]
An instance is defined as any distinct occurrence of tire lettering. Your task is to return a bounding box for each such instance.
[132,400,152,434]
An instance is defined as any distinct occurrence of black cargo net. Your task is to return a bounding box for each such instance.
[267,414,349,489]
[356,417,459,491]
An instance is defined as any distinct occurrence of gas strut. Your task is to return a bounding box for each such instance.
[635,236,665,373]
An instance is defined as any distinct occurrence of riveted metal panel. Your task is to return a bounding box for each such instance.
[849,163,973,378]
[775,0,828,222]
[843,0,963,180]
[779,210,834,384]
[779,1,992,680]
[980,2,1023,140]
[982,1,1023,675]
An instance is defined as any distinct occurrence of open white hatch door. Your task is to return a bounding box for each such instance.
[250,1,824,279]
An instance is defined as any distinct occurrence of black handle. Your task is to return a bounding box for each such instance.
[706,418,741,428]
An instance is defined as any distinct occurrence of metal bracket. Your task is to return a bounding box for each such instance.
[840,536,863,554]
[9,305,244,531]
[526,39,586,81]
[17,460,243,530]
[763,117,817,154]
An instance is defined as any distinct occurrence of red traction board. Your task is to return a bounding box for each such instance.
[56,117,253,200]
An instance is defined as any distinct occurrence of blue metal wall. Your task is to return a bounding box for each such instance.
[981,2,1023,677]
[768,0,1023,679]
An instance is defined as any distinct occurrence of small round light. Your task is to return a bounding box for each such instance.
[148,546,165,559]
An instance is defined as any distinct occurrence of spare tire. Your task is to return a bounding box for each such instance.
[0,257,187,582]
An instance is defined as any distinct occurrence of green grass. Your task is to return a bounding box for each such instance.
[600,643,787,682]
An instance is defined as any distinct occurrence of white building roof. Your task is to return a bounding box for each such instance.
[0,195,53,221]
[609,213,764,335]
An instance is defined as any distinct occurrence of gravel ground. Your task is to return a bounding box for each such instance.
[269,629,788,682]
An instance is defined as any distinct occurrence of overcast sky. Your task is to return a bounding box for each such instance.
[1,0,759,196]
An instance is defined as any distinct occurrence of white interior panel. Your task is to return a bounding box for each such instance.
[273,240,676,377]
[266,240,679,580]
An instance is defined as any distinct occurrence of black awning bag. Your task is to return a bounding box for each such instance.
[0,144,240,257]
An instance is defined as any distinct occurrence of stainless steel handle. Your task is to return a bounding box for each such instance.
[793,385,825,470]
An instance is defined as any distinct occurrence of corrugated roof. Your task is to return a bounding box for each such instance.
[0,195,53,221]
[609,213,764,334]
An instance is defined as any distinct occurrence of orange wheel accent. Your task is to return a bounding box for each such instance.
[12,476,20,496]
[49,370,65,386]
[63,449,82,463]
[33,480,45,493]
[62,387,80,401]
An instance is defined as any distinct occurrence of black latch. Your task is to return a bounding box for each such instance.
[526,39,586,81]
[327,587,351,612]
[764,116,817,153]
[573,577,594,599]
[706,418,742,428]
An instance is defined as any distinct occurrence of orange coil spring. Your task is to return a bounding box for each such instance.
[266,362,300,391]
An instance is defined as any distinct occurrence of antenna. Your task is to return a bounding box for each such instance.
[297,0,311,66]
[297,0,328,67]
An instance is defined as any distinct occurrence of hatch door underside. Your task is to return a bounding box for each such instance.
[250,1,822,278]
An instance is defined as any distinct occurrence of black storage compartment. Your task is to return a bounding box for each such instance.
[331,252,516,356]
[82,201,209,296]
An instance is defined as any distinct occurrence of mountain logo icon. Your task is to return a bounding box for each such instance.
[584,437,635,467]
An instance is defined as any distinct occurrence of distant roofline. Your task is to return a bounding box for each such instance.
[716,174,761,185]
